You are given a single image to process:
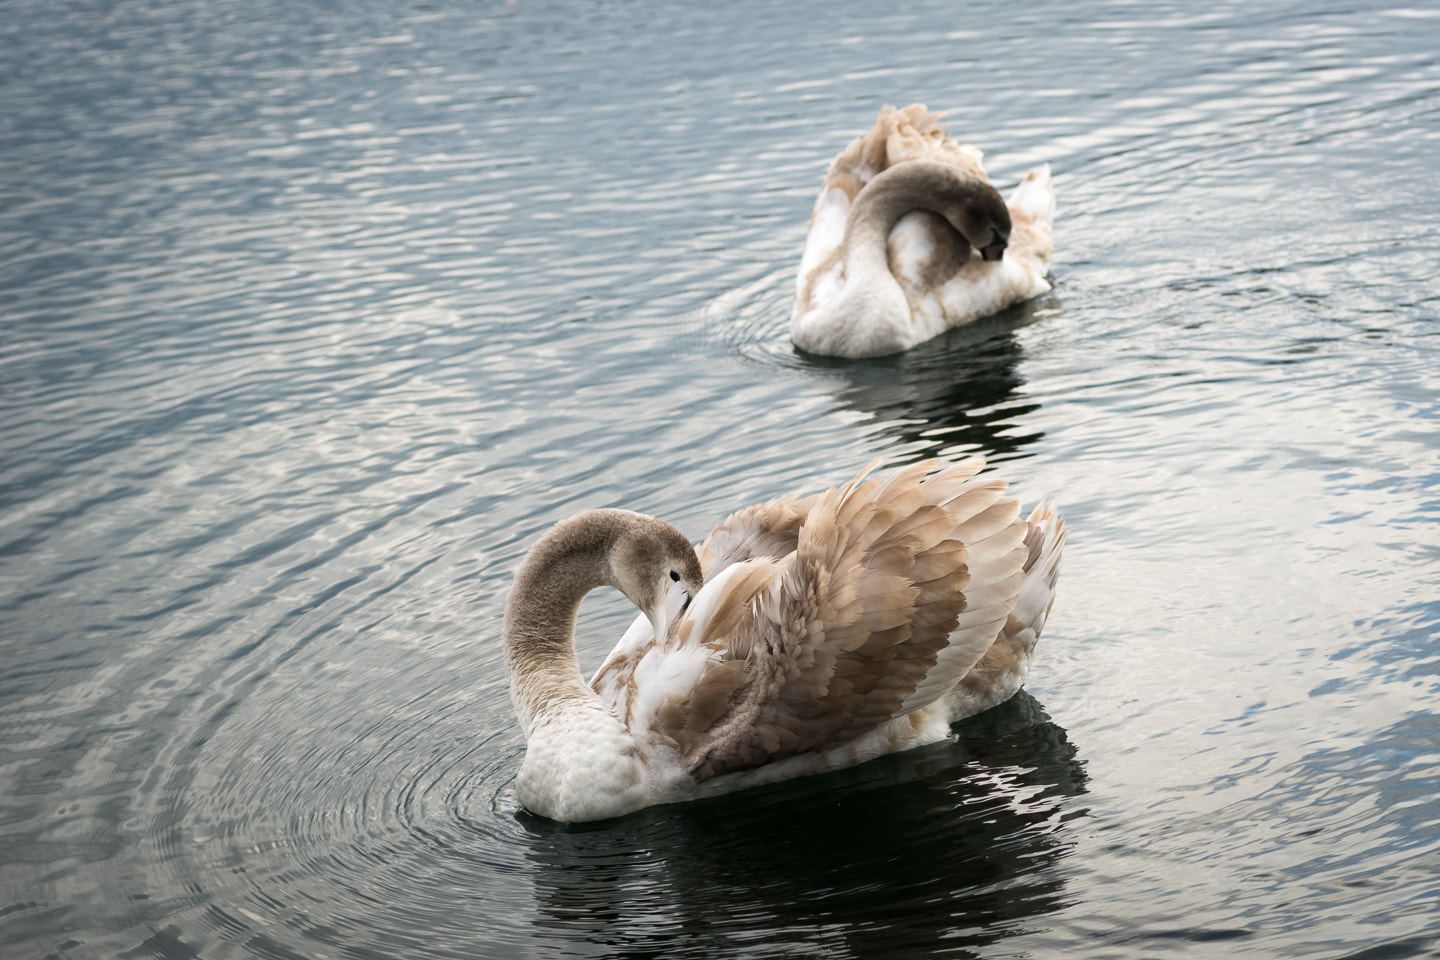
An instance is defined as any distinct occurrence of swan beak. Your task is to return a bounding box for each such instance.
[647,580,693,646]
[981,238,1007,261]
[647,606,669,647]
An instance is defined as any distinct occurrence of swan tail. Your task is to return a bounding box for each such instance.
[1003,164,1055,279]
[1007,164,1055,225]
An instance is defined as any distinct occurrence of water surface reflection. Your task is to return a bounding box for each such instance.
[796,297,1060,465]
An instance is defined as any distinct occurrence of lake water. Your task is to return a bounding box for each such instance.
[2,0,1438,957]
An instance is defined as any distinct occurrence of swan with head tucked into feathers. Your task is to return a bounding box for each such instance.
[503,458,1066,822]
[791,104,1056,359]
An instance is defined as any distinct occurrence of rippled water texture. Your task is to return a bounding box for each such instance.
[3,0,1439,957]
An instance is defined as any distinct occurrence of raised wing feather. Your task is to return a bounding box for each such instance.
[950,502,1066,714]
[638,458,1039,782]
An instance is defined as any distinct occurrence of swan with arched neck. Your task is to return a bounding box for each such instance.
[503,458,1066,822]
[791,104,1055,358]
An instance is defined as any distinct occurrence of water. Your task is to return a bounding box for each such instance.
[2,0,1438,957]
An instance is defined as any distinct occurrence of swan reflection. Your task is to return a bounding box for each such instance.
[799,296,1059,465]
[520,691,1085,959]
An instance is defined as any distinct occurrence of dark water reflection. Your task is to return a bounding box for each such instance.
[797,299,1057,466]
[2,0,1439,958]
[524,694,1085,960]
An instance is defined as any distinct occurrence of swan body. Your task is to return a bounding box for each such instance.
[791,104,1056,358]
[503,459,1066,822]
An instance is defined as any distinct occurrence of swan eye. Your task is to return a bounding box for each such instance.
[669,570,680,583]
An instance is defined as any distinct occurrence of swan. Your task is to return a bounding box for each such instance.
[503,458,1066,822]
[791,104,1056,358]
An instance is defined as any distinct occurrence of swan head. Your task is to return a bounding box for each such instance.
[608,514,705,645]
[943,184,1011,262]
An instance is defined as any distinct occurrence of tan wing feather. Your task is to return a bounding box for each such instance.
[951,503,1067,713]
[656,459,1039,782]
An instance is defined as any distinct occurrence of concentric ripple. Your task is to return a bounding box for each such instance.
[105,671,1086,959]
[126,677,539,957]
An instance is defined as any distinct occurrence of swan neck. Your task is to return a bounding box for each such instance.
[843,160,994,258]
[503,514,630,729]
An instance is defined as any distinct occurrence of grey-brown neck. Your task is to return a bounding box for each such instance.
[842,159,1011,268]
[504,509,703,733]
[503,510,640,714]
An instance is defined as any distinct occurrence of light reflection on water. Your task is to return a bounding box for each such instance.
[1,0,1438,958]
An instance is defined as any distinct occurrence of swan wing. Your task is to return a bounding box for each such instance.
[635,459,1036,782]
